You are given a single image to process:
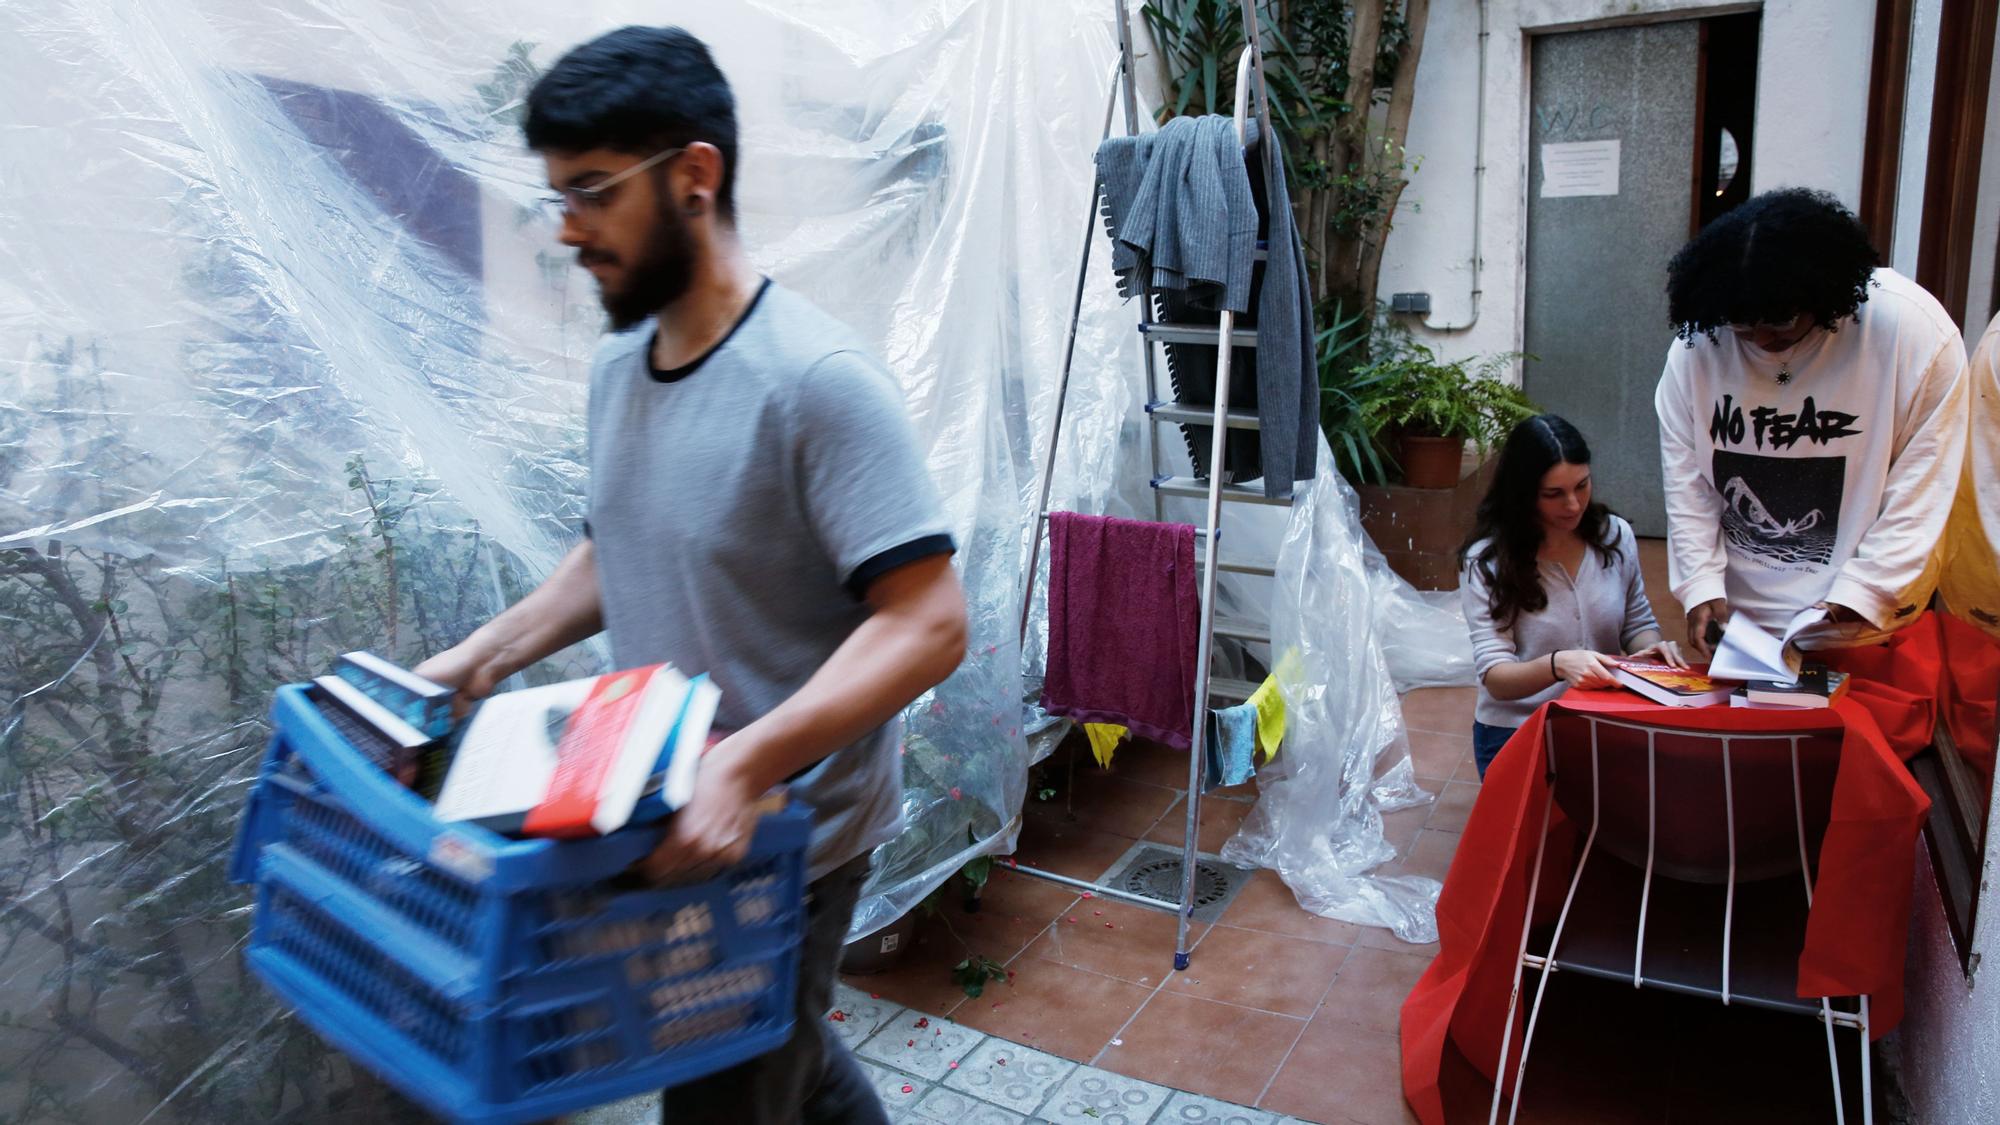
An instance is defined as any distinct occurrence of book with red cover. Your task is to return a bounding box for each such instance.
[431,665,717,838]
[1610,660,1737,708]
[523,665,715,838]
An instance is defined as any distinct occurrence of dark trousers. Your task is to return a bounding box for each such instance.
[1472,720,1518,780]
[660,853,889,1124]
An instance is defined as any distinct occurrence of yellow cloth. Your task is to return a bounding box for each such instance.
[1942,311,2000,639]
[1245,674,1285,764]
[1083,723,1128,768]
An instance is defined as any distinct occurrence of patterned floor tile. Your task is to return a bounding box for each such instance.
[1039,1065,1175,1124]
[1156,1089,1276,1124]
[830,983,907,1051]
[857,1010,988,1082]
[859,1059,932,1114]
[903,1085,1029,1124]
[941,1037,1075,1115]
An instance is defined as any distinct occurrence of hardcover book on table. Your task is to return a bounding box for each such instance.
[1611,660,1737,708]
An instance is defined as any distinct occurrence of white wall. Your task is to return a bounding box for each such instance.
[1891,0,1945,278]
[1964,42,2000,330]
[1899,796,2000,1125]
[1377,0,1878,373]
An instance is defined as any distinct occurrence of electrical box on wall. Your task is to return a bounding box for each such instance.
[1390,292,1432,315]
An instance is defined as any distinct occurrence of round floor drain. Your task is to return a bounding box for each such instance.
[1121,857,1231,908]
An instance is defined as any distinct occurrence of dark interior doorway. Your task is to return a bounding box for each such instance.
[1693,12,1762,232]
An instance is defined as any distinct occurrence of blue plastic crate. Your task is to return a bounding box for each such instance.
[230,684,812,1124]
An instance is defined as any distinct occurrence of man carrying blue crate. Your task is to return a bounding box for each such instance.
[414,25,968,1124]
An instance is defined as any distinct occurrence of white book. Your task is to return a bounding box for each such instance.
[1708,607,1826,684]
[430,678,593,832]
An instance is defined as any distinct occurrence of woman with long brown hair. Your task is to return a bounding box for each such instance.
[1460,414,1685,777]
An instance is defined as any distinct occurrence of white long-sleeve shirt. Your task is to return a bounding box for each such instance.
[1654,268,1969,642]
[1942,311,2000,638]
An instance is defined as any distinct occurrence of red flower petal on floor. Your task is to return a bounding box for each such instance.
[1105,922,1114,928]
[907,1039,916,1047]
[914,1017,930,1028]
[1066,916,1077,923]
[997,1058,1007,1066]
[1080,891,1093,898]
[870,992,881,999]
[948,1061,958,1070]
[949,787,962,799]
[901,1084,914,1094]
[1094,911,1102,916]
[829,1011,846,1021]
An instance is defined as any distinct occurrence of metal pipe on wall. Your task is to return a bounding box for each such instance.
[1425,0,1489,332]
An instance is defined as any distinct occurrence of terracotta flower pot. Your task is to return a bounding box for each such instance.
[1398,433,1467,489]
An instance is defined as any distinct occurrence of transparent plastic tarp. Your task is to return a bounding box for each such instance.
[0,1,1142,1118]
[1219,433,1452,944]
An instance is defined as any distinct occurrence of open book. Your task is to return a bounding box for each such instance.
[1708,607,1827,684]
[432,665,720,837]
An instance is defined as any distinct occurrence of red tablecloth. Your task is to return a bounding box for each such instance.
[1397,613,1997,1125]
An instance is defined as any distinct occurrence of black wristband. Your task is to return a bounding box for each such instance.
[1550,650,1559,679]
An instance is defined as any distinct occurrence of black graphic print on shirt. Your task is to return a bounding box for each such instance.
[1712,449,1844,567]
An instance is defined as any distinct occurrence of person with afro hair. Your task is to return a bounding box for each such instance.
[1654,187,1968,658]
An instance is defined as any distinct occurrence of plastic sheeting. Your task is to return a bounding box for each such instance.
[0,2,1147,1119]
[1219,433,1454,944]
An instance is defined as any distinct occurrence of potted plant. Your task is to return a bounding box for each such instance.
[1353,344,1537,488]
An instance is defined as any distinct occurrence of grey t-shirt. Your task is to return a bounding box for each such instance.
[586,281,953,879]
[1460,515,1661,729]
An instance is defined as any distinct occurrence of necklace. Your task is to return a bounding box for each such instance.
[1776,366,1793,386]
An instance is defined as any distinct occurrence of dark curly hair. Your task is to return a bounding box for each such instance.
[1460,415,1620,629]
[1666,187,1879,343]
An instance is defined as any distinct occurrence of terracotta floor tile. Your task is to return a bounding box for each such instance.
[948,958,1154,1062]
[1097,991,1305,1105]
[1092,736,1199,790]
[1379,828,1460,885]
[1399,687,1477,735]
[843,919,975,1018]
[1261,1022,1418,1125]
[1316,946,1434,1036]
[1424,781,1481,834]
[945,869,1076,962]
[1012,814,1145,882]
[1142,793,1253,852]
[1164,925,1348,1017]
[1210,868,1365,946]
[1637,537,1685,646]
[1028,767,1182,840]
[1023,897,1207,986]
[1408,729,1473,783]
[1452,747,1484,783]
[1381,805,1429,855]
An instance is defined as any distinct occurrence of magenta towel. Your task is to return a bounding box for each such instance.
[1040,512,1200,749]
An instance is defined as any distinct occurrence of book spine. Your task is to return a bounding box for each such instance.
[523,667,659,837]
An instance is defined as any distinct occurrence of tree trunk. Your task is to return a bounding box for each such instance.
[1357,0,1431,312]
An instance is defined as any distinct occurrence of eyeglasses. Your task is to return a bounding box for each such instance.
[540,146,686,225]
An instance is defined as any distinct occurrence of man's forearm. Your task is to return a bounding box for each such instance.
[708,560,967,796]
[463,540,605,679]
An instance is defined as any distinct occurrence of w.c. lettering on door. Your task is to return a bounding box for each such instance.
[1535,101,1618,136]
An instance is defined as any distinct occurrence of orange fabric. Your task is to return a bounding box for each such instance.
[1397,618,1965,1125]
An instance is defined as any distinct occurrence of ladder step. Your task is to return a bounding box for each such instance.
[1146,400,1261,430]
[1151,475,1294,507]
[1139,323,1260,348]
[1211,616,1271,644]
[1208,676,1261,702]
[1206,558,1277,578]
